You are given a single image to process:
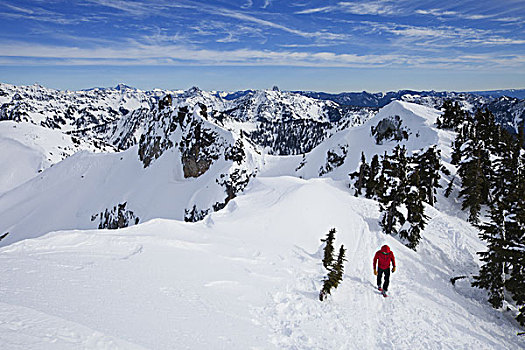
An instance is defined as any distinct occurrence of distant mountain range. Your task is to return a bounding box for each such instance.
[467,89,525,99]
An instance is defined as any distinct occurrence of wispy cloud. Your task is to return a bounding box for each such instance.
[1,38,523,70]
[262,0,274,9]
[241,0,253,10]
[416,9,491,20]
[296,1,398,16]
[359,21,525,49]
[0,2,92,24]
[208,6,347,42]
[416,8,524,24]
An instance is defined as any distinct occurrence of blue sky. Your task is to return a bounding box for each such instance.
[1,0,524,92]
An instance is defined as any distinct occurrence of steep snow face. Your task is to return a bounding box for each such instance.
[0,121,115,194]
[297,101,441,180]
[0,177,523,349]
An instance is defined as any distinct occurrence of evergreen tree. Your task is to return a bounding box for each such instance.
[444,176,455,198]
[472,200,506,308]
[474,108,499,151]
[399,169,429,250]
[379,146,408,235]
[474,139,525,325]
[503,149,525,325]
[365,154,381,199]
[319,244,347,301]
[415,146,447,206]
[350,152,370,196]
[333,244,347,288]
[437,100,465,130]
[451,121,475,166]
[458,138,490,224]
[321,228,336,269]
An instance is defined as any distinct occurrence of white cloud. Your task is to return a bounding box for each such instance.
[416,8,523,23]
[296,1,398,16]
[262,0,273,9]
[361,21,525,49]
[241,0,253,9]
[0,39,522,70]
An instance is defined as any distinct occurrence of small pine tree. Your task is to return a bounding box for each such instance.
[333,244,347,288]
[444,176,455,198]
[321,228,336,269]
[319,244,347,301]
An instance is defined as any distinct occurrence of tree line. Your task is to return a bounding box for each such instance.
[349,145,447,250]
[438,100,525,326]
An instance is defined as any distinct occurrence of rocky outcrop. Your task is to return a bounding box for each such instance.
[184,205,210,222]
[180,117,221,178]
[371,115,409,145]
[92,202,139,229]
[319,145,348,176]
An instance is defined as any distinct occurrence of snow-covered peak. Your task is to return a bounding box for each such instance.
[227,88,341,123]
[114,83,137,91]
[297,101,441,180]
[370,100,439,126]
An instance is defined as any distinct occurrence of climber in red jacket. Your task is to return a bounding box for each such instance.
[373,245,396,292]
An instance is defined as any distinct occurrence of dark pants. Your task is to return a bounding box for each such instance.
[377,267,390,291]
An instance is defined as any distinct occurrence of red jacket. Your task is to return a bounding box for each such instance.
[373,245,396,270]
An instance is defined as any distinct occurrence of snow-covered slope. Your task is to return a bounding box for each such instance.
[0,100,463,247]
[297,101,441,180]
[0,100,260,247]
[1,177,523,349]
[0,121,114,194]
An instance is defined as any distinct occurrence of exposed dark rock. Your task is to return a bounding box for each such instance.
[138,107,178,168]
[371,115,409,145]
[92,202,139,229]
[184,205,209,222]
[319,145,348,176]
[180,119,221,178]
[158,94,172,110]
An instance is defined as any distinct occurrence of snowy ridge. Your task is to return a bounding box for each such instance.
[0,177,523,349]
